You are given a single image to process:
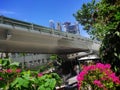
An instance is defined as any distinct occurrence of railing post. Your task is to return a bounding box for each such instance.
[50,29,54,35]
[31,23,34,30]
[0,16,4,23]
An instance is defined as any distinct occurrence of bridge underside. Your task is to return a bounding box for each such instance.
[0,25,89,54]
[0,40,88,54]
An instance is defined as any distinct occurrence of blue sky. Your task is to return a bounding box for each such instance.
[0,0,92,37]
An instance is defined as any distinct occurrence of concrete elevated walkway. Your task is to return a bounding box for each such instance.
[0,16,101,54]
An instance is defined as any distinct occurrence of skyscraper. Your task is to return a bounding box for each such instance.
[63,22,80,34]
[63,22,71,32]
[49,20,55,29]
[56,22,62,31]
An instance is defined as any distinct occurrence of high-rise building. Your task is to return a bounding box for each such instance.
[74,22,80,35]
[63,22,80,34]
[56,22,62,31]
[63,22,71,32]
[49,20,55,29]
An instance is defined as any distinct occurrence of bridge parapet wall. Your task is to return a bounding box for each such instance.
[0,16,101,53]
[0,15,100,42]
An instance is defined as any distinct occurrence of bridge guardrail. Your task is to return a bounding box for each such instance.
[0,15,101,45]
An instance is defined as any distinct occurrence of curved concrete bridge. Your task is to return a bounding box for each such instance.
[0,16,101,54]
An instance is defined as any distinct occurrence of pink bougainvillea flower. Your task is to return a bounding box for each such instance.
[77,63,120,90]
[96,63,104,70]
[38,73,43,77]
[16,69,21,73]
[0,77,3,80]
[6,69,12,73]
[77,70,88,82]
[93,80,104,88]
[104,64,111,69]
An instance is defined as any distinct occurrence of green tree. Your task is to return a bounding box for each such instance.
[74,0,120,40]
[100,23,120,75]
[74,0,98,39]
[73,0,96,33]
[74,0,120,74]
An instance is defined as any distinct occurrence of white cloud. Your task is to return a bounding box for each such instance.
[0,9,15,15]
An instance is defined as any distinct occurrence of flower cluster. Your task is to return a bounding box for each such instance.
[0,68,21,74]
[38,73,43,77]
[0,68,21,82]
[77,63,120,90]
[0,59,62,90]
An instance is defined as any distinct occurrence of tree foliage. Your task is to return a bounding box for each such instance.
[100,23,120,75]
[74,0,120,74]
[73,0,96,32]
[74,0,120,40]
